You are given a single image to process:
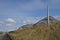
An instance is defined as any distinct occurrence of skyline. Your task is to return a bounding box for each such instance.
[0,0,60,32]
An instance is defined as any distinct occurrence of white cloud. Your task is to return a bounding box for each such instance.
[0,18,17,32]
[23,20,28,24]
[5,24,12,26]
[21,17,42,25]
[23,19,32,25]
[6,18,16,23]
[53,15,60,20]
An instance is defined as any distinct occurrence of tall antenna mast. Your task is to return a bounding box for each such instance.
[47,4,49,27]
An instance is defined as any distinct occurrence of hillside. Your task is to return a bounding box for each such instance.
[8,16,60,40]
[0,16,60,40]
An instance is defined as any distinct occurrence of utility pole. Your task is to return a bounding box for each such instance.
[47,4,49,27]
[41,0,50,27]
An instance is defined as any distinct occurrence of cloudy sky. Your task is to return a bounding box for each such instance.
[0,0,60,32]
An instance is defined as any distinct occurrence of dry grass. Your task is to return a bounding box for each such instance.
[9,22,60,40]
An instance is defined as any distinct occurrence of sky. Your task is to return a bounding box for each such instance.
[0,0,60,32]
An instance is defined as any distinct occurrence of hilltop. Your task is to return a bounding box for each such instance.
[0,16,60,40]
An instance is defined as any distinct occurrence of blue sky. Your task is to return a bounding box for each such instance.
[0,0,60,32]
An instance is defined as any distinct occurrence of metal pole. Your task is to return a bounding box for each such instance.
[47,4,49,27]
